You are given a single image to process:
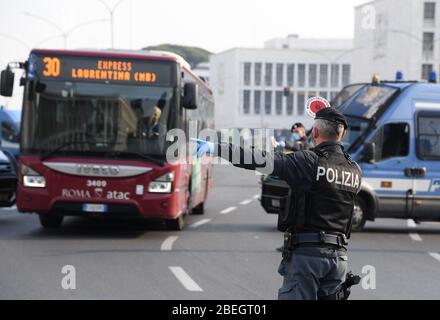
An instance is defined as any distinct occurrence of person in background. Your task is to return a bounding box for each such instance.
[272,123,309,152]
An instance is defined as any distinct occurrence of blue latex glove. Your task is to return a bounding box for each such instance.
[191,138,215,157]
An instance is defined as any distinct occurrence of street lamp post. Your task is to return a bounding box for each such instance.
[0,33,30,51]
[23,12,108,49]
[98,0,126,49]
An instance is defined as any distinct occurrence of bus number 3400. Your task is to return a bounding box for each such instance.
[86,180,107,188]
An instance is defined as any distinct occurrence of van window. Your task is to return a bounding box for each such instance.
[417,113,440,159]
[371,123,410,162]
[1,122,19,143]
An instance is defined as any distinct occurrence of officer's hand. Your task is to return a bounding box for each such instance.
[191,138,214,157]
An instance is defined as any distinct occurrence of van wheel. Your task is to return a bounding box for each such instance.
[0,192,16,207]
[192,202,205,215]
[165,215,185,231]
[39,214,64,229]
[351,197,367,232]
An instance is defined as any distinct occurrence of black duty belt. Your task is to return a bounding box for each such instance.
[284,231,348,248]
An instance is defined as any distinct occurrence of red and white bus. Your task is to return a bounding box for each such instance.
[0,49,214,230]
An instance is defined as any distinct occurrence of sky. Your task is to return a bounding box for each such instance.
[0,0,368,108]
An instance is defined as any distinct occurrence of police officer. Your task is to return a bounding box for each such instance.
[272,123,309,152]
[195,107,362,300]
[285,122,309,151]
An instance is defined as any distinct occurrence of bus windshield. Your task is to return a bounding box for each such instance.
[21,80,175,159]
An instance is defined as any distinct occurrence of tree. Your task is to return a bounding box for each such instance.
[143,44,211,68]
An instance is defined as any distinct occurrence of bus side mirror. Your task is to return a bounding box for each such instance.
[182,83,198,110]
[0,68,15,97]
[363,142,376,164]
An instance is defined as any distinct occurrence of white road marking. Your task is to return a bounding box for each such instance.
[161,236,179,251]
[253,195,260,199]
[189,219,211,228]
[409,233,422,242]
[220,207,237,215]
[407,219,422,242]
[429,252,440,263]
[240,199,252,205]
[1,206,17,211]
[169,267,203,292]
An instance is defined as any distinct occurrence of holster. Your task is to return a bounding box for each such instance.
[318,272,361,300]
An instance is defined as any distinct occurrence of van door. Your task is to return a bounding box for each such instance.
[361,122,413,218]
[413,110,440,220]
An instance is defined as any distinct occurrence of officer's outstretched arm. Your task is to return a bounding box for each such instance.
[193,139,317,191]
[193,139,285,176]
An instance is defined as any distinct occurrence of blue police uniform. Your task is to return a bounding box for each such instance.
[214,140,361,300]
[197,108,362,300]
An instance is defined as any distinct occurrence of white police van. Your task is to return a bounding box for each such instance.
[261,77,440,231]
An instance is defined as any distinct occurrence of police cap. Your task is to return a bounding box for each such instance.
[315,108,348,129]
[291,123,305,131]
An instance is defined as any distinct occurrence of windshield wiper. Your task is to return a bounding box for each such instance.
[40,140,124,161]
[105,151,165,167]
[40,140,92,161]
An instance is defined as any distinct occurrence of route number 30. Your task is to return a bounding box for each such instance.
[43,57,61,77]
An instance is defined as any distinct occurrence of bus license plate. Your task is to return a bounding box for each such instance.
[82,204,108,213]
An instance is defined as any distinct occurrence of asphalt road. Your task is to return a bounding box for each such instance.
[1,164,440,300]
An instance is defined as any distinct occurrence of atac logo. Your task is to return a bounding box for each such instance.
[431,179,440,192]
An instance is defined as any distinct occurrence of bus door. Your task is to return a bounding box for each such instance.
[361,121,413,218]
[412,109,440,220]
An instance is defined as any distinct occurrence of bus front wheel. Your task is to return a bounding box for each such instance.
[165,214,185,231]
[192,202,205,215]
[38,214,64,229]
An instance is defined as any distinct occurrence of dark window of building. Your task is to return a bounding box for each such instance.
[309,64,317,87]
[265,63,273,86]
[424,2,436,20]
[331,91,340,100]
[286,94,294,115]
[422,64,434,80]
[297,92,305,115]
[319,64,328,88]
[243,90,251,114]
[276,91,283,115]
[342,64,351,86]
[243,63,252,86]
[265,91,272,115]
[331,64,340,88]
[298,64,306,87]
[255,63,262,86]
[287,64,295,86]
[423,32,435,53]
[276,64,284,87]
[254,90,261,115]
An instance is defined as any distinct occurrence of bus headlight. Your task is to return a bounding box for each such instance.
[149,173,174,194]
[23,176,46,188]
[22,165,46,188]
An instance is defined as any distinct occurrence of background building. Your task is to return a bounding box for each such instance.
[210,35,353,130]
[353,0,440,82]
